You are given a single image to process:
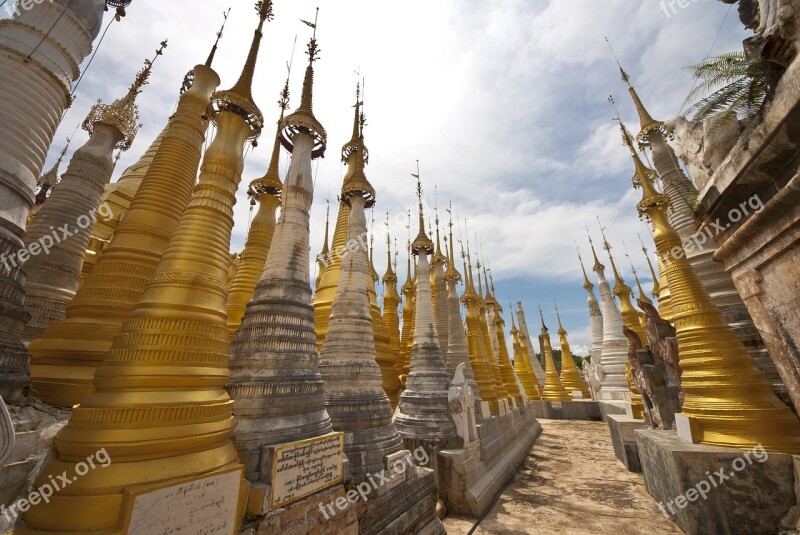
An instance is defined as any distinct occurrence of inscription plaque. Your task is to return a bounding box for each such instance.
[123,466,242,535]
[270,432,344,509]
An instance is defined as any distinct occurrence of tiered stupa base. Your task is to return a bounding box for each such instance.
[438,402,541,517]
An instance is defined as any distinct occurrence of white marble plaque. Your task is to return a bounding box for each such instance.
[124,467,241,535]
[270,432,344,509]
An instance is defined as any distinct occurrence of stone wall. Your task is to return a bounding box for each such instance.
[252,485,359,535]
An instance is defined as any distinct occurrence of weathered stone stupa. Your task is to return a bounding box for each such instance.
[0,0,106,400]
[396,171,458,446]
[22,45,164,343]
[227,35,336,511]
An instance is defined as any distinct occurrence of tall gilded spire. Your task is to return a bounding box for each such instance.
[622,117,800,453]
[225,72,289,338]
[382,214,402,358]
[475,246,511,404]
[618,66,665,145]
[539,306,571,401]
[510,304,540,400]
[28,34,222,407]
[555,303,591,399]
[460,234,500,412]
[515,302,547,385]
[639,234,661,301]
[24,2,270,528]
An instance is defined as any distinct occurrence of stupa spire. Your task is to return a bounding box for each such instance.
[510,304,540,400]
[605,38,665,145]
[280,8,326,158]
[315,198,331,289]
[555,302,591,399]
[205,7,231,67]
[396,168,457,444]
[639,234,661,301]
[538,305,571,401]
[226,71,290,338]
[382,214,402,360]
[625,110,800,452]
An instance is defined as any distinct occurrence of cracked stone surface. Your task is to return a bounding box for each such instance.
[443,419,681,534]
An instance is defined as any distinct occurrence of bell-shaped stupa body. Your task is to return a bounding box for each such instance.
[22,49,161,343]
[81,129,167,280]
[27,60,221,406]
[0,0,105,400]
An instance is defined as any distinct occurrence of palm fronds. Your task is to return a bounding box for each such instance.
[684,51,768,130]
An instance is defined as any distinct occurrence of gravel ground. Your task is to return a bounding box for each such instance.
[442,419,683,535]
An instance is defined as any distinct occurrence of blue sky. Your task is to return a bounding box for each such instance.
[33,0,750,355]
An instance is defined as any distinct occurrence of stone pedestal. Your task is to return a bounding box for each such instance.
[531,400,601,421]
[598,399,632,421]
[254,484,358,535]
[438,404,541,517]
[606,414,647,472]
[636,429,796,534]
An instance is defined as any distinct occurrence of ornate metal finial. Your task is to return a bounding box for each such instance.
[411,161,434,256]
[106,0,132,21]
[575,242,594,290]
[623,240,652,305]
[538,301,547,331]
[605,38,665,145]
[83,40,166,151]
[35,138,71,204]
[586,227,605,273]
[281,7,326,158]
[639,233,661,298]
[212,1,272,143]
[341,78,375,208]
[206,7,231,67]
[444,202,461,281]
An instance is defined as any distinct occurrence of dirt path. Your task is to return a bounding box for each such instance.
[442,419,683,535]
